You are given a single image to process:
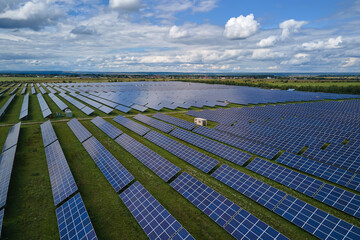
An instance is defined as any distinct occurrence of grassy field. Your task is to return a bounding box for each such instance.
[0,82,360,240]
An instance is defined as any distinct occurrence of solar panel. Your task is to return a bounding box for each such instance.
[67,119,92,143]
[277,152,356,189]
[314,184,360,219]
[131,104,147,112]
[115,133,180,182]
[144,130,219,173]
[171,172,288,240]
[170,128,252,166]
[152,112,197,130]
[37,93,52,118]
[19,93,29,120]
[171,228,195,240]
[56,193,97,240]
[59,93,94,115]
[98,105,113,114]
[0,95,15,119]
[113,115,150,136]
[0,208,3,238]
[90,117,123,139]
[42,108,52,118]
[48,93,68,111]
[120,181,193,240]
[273,195,360,240]
[45,140,78,206]
[2,122,21,153]
[0,146,17,208]
[115,104,131,113]
[247,158,324,197]
[82,136,134,192]
[134,114,175,133]
[347,175,360,192]
[40,120,58,148]
[81,106,94,115]
[212,164,287,211]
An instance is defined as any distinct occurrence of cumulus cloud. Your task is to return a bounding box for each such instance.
[109,0,142,11]
[281,53,310,65]
[341,57,359,67]
[0,0,62,30]
[0,33,29,42]
[279,19,307,39]
[257,36,277,47]
[302,36,343,50]
[251,49,284,59]
[224,14,259,39]
[169,25,188,39]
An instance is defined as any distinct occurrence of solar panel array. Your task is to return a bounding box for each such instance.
[9,83,21,95]
[44,140,78,206]
[37,93,52,118]
[144,130,219,173]
[193,125,280,159]
[120,181,194,240]
[170,172,288,240]
[69,92,113,114]
[82,136,134,192]
[152,112,197,130]
[40,120,58,147]
[2,122,21,153]
[59,93,94,115]
[277,152,359,192]
[247,158,324,197]
[48,93,68,111]
[56,193,97,240]
[31,84,36,95]
[0,209,3,238]
[113,115,150,136]
[115,133,180,182]
[90,116,123,139]
[170,128,252,166]
[0,95,15,119]
[20,83,27,95]
[212,164,287,211]
[212,164,360,239]
[134,114,175,133]
[67,119,92,143]
[19,93,29,120]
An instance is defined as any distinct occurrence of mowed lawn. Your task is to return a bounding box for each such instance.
[0,84,359,240]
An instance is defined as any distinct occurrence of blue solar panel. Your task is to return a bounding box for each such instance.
[212,164,287,211]
[45,140,78,206]
[314,184,360,219]
[115,104,131,113]
[2,122,21,153]
[144,130,218,173]
[59,93,94,115]
[152,113,197,131]
[56,193,97,240]
[0,95,15,119]
[273,195,360,240]
[347,175,360,192]
[113,115,150,136]
[115,133,180,182]
[171,228,195,240]
[91,116,123,139]
[0,209,3,238]
[193,126,280,160]
[48,93,68,111]
[277,152,356,190]
[120,181,193,240]
[0,146,17,209]
[134,114,175,133]
[82,136,134,192]
[170,128,252,166]
[247,158,324,197]
[19,93,29,120]
[131,104,147,112]
[37,93,52,118]
[171,172,288,240]
[40,120,58,148]
[67,119,92,143]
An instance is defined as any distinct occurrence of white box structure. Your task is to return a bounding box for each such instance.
[194,118,207,126]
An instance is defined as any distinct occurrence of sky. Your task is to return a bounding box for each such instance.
[0,0,359,72]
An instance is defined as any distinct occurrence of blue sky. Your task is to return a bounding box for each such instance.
[0,0,359,72]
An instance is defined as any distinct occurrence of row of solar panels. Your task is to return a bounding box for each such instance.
[0,122,21,238]
[99,115,360,240]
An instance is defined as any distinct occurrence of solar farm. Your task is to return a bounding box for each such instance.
[0,81,359,240]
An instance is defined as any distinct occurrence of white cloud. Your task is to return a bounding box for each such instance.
[281,53,310,65]
[193,0,218,12]
[251,49,284,59]
[169,25,188,39]
[302,36,343,50]
[257,36,277,47]
[0,33,29,42]
[341,57,359,67]
[224,14,259,39]
[109,0,142,11]
[279,19,307,39]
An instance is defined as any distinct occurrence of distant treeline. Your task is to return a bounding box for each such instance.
[177,79,360,95]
